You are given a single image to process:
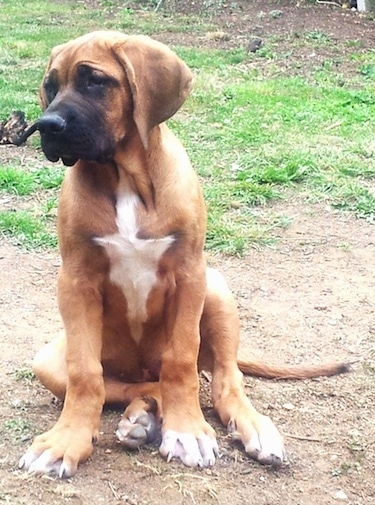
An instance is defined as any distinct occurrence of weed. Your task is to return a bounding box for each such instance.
[269,9,283,18]
[35,166,65,189]
[237,164,308,186]
[200,0,223,9]
[359,64,375,79]
[346,40,363,48]
[332,185,375,221]
[305,30,331,44]
[43,196,58,216]
[15,367,35,382]
[0,210,57,249]
[0,166,35,195]
[3,418,31,433]
[332,461,362,477]
[2,417,34,443]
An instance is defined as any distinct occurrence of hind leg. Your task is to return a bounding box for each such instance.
[114,384,161,450]
[32,337,161,452]
[199,268,286,466]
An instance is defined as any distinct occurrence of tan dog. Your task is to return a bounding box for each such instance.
[19,31,348,478]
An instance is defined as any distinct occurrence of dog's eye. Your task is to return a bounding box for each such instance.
[76,66,115,95]
[87,73,108,89]
[44,80,58,103]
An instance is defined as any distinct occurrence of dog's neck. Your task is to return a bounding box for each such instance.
[113,128,160,210]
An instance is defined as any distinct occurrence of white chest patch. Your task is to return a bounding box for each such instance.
[95,193,174,343]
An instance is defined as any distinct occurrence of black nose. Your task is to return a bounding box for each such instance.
[38,113,67,135]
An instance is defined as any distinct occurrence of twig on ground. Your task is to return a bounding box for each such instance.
[108,481,120,500]
[134,459,161,475]
[325,120,344,130]
[284,433,322,442]
[155,0,163,12]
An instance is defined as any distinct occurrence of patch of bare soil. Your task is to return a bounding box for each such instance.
[154,0,375,78]
[1,201,374,504]
[1,2,375,504]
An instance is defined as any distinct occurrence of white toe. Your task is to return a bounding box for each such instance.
[245,416,285,464]
[28,449,62,475]
[19,450,40,471]
[198,434,218,466]
[160,430,217,467]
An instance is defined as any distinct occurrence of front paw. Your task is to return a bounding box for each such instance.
[228,414,286,467]
[159,429,218,467]
[19,423,94,478]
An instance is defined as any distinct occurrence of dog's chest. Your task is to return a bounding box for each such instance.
[95,193,174,343]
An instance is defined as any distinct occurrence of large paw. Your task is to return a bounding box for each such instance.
[228,414,286,467]
[159,430,218,467]
[116,410,159,450]
[19,424,94,478]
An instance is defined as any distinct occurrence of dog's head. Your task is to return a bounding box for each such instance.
[36,31,193,166]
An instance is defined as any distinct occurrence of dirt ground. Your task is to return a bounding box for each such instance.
[1,1,375,504]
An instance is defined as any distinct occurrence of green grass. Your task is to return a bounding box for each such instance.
[14,367,35,382]
[0,167,35,195]
[0,210,57,249]
[0,164,63,248]
[0,0,374,253]
[0,165,64,194]
[2,417,34,444]
[175,72,375,240]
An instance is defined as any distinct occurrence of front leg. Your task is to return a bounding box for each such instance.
[159,264,218,467]
[20,266,105,478]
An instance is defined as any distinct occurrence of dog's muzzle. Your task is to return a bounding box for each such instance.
[37,112,78,166]
[15,110,115,167]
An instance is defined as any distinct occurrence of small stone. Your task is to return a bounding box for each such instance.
[248,38,263,53]
[283,403,295,410]
[333,490,348,501]
[348,428,361,437]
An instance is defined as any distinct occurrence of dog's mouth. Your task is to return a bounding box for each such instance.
[15,118,115,167]
[42,141,113,167]
[46,152,78,167]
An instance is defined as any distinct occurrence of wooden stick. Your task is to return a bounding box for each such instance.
[284,433,321,442]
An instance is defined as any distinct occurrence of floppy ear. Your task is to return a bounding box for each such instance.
[113,35,193,148]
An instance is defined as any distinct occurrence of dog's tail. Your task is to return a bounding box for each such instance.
[237,359,351,380]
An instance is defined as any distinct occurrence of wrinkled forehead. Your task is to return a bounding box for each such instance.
[47,32,127,79]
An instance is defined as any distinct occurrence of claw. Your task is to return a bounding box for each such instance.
[58,461,75,479]
[227,419,236,433]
